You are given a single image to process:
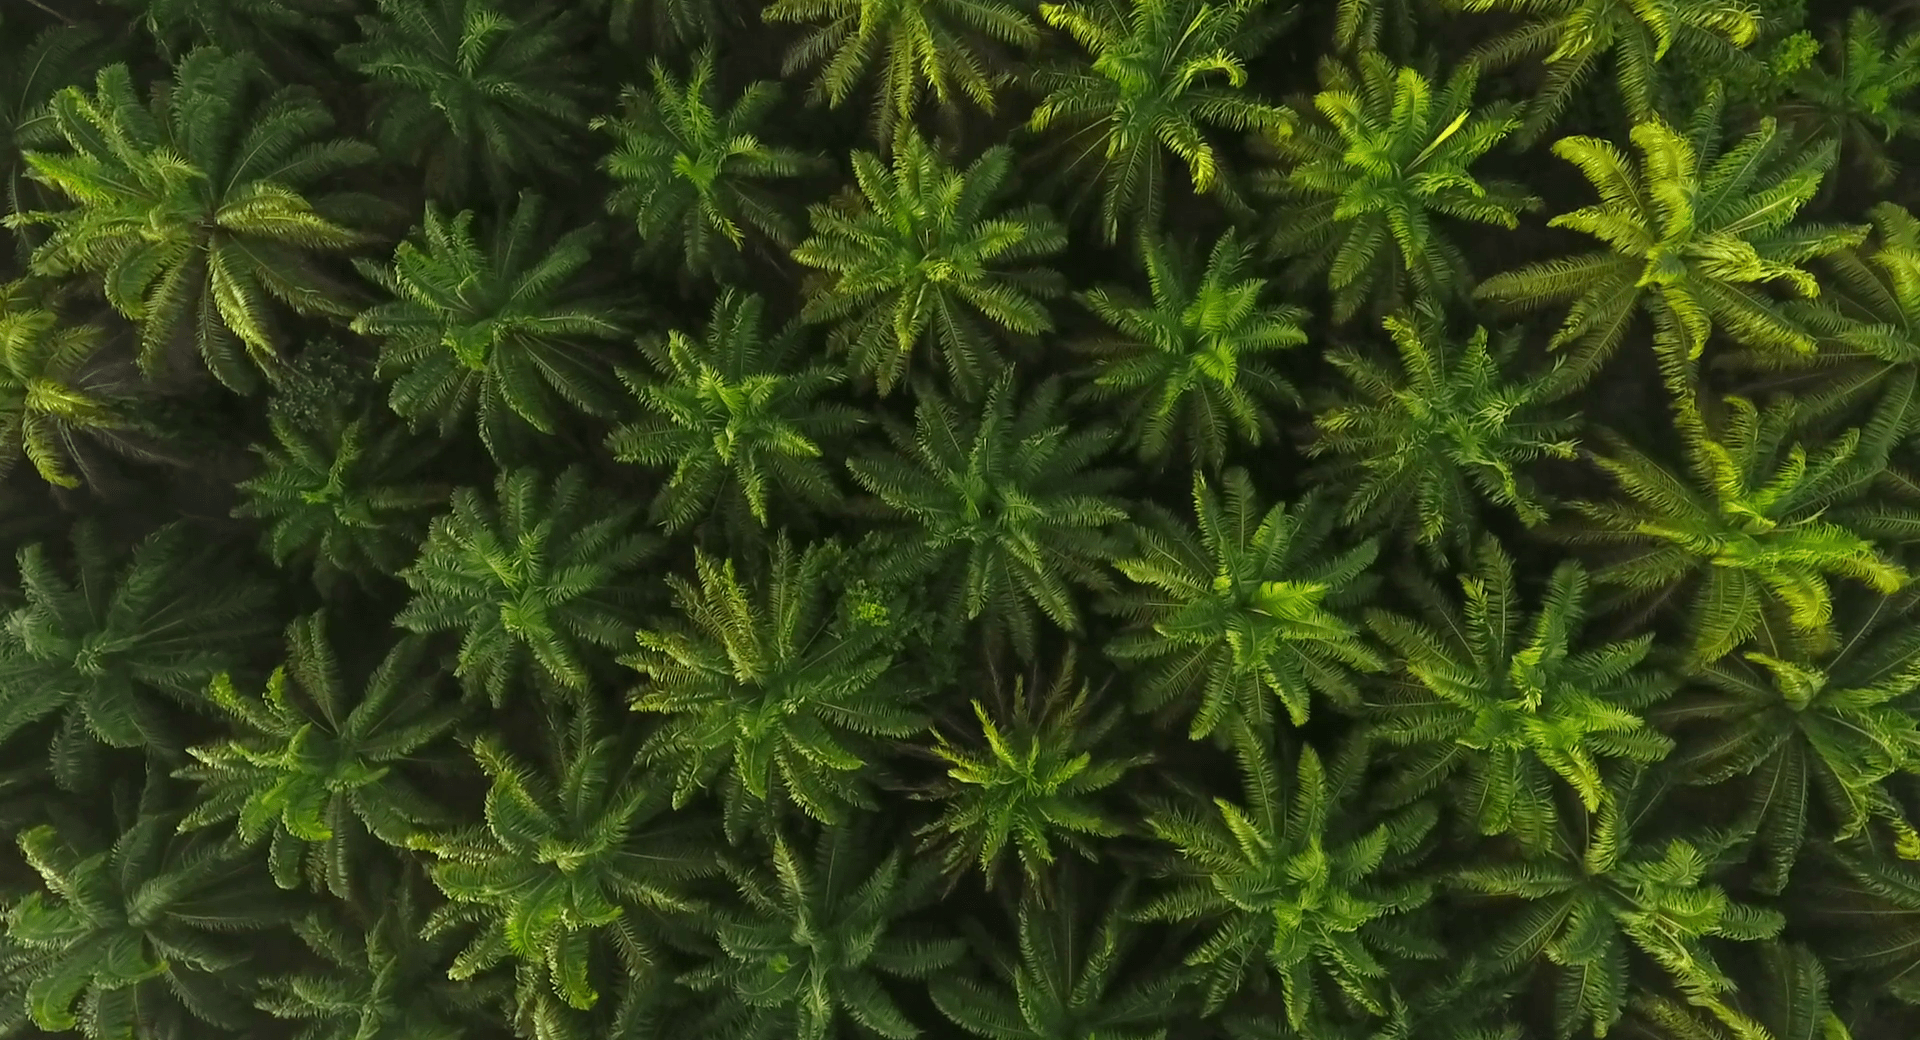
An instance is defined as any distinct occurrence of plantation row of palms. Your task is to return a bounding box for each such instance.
[5,1,1920,1040]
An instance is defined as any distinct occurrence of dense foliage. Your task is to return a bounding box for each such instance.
[6,2,1920,1039]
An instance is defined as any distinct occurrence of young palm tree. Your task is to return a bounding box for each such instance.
[1456,767,1784,1040]
[762,0,1039,143]
[917,648,1147,888]
[1106,468,1383,742]
[1364,539,1676,849]
[625,536,924,836]
[1308,306,1580,552]
[411,703,720,1016]
[1259,51,1537,323]
[793,132,1067,398]
[0,279,145,491]
[353,193,627,460]
[607,290,865,533]
[1777,10,1920,189]
[394,466,657,707]
[174,613,464,897]
[1475,100,1863,370]
[1569,394,1910,665]
[1069,229,1307,472]
[677,822,964,1040]
[1026,0,1295,243]
[1137,737,1438,1022]
[6,775,293,1040]
[1457,0,1760,141]
[595,51,824,279]
[5,48,382,393]
[0,522,273,783]
[339,0,590,202]
[846,375,1128,660]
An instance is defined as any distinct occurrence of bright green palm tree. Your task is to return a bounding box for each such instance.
[1026,0,1295,243]
[624,536,924,836]
[0,279,144,491]
[353,193,627,459]
[5,48,382,393]
[174,613,464,897]
[1785,201,1920,442]
[339,0,590,202]
[1259,51,1537,323]
[1308,306,1580,552]
[792,131,1067,398]
[393,466,658,706]
[607,290,865,533]
[1070,229,1306,471]
[1106,468,1383,741]
[763,0,1039,142]
[846,375,1129,659]
[1475,100,1863,371]
[1364,539,1675,850]
[1458,0,1760,141]
[595,51,824,278]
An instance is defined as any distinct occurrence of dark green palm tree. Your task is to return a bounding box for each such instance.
[0,522,273,783]
[5,48,383,393]
[1259,51,1537,323]
[394,465,657,707]
[109,0,357,68]
[624,536,925,836]
[1106,468,1383,741]
[595,51,824,279]
[607,289,864,533]
[0,278,145,491]
[1026,0,1295,243]
[0,18,102,232]
[846,374,1128,660]
[174,612,464,897]
[353,193,627,459]
[793,131,1067,398]
[677,822,964,1040]
[1785,201,1920,442]
[339,0,591,202]
[763,0,1040,142]
[1777,9,1920,189]
[1070,229,1306,471]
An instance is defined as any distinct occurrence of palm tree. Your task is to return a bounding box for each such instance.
[793,131,1067,398]
[174,613,464,897]
[917,648,1146,888]
[847,375,1128,660]
[1456,767,1784,1040]
[0,278,146,490]
[1785,201,1920,442]
[1069,229,1306,471]
[1624,942,1847,1040]
[595,51,824,279]
[929,877,1186,1040]
[339,0,590,202]
[0,521,273,783]
[1136,737,1438,1022]
[114,0,358,69]
[1475,100,1863,371]
[410,703,720,1016]
[607,290,865,533]
[394,465,657,707]
[1308,306,1579,552]
[1026,0,1294,243]
[1363,539,1676,850]
[1568,393,1910,665]
[1457,0,1760,141]
[1259,51,1537,324]
[353,193,627,459]
[624,536,925,835]
[1798,844,1920,1005]
[1655,585,1920,894]
[762,0,1039,142]
[1105,468,1383,742]
[5,775,293,1039]
[677,822,964,1040]
[5,48,383,393]
[0,18,102,231]
[1777,10,1920,189]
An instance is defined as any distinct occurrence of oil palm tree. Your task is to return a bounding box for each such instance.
[1069,229,1307,471]
[0,278,145,491]
[1785,201,1920,443]
[5,48,383,393]
[0,17,102,235]
[1026,0,1295,243]
[1777,9,1920,189]
[792,131,1067,398]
